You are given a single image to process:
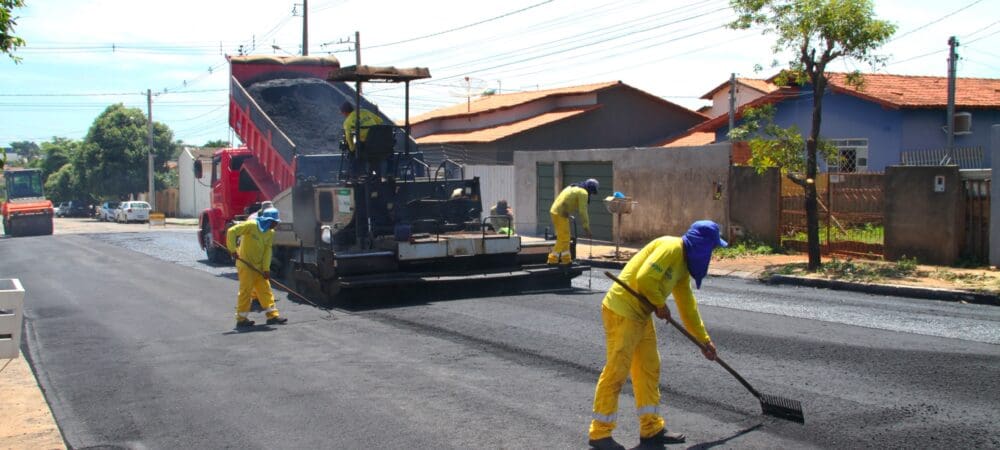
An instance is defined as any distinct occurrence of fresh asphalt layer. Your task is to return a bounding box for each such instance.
[3,231,998,449]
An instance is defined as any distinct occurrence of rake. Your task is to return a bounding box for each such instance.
[604,271,804,424]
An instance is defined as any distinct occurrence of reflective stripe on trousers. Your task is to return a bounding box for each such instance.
[589,305,666,440]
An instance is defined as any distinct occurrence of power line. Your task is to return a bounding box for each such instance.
[888,0,984,43]
[360,0,555,50]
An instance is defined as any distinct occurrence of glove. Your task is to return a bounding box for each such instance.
[263,271,271,280]
[702,341,718,361]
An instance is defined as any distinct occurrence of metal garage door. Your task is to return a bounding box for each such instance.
[561,162,613,241]
[535,163,554,235]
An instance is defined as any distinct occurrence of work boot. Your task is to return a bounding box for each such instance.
[547,252,560,265]
[588,436,625,450]
[266,316,288,325]
[236,319,255,328]
[639,429,686,445]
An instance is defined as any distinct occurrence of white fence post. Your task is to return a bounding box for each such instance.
[0,279,25,359]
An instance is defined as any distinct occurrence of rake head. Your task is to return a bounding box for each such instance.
[759,393,805,424]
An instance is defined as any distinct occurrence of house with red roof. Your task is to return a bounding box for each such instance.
[408,81,707,164]
[666,73,1000,171]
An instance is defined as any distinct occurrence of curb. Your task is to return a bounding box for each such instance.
[765,274,999,306]
[580,259,999,306]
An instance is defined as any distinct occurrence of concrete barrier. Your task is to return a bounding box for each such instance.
[149,212,166,227]
[0,279,25,359]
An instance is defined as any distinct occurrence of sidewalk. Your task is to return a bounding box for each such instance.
[576,241,999,306]
[0,351,65,449]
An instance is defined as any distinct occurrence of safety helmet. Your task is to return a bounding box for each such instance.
[256,207,281,232]
[583,178,599,195]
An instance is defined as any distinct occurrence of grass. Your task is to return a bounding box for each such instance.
[764,256,920,283]
[714,237,782,259]
[784,223,884,245]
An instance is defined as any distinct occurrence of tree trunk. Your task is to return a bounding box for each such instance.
[805,74,826,272]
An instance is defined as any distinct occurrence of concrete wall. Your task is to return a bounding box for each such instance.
[178,147,212,218]
[884,165,963,265]
[514,143,731,243]
[729,166,781,246]
[991,125,1000,266]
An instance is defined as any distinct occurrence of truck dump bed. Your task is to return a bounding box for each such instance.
[229,55,412,197]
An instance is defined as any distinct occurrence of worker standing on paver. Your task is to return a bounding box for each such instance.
[548,179,599,265]
[341,101,384,153]
[227,207,288,328]
[587,220,726,450]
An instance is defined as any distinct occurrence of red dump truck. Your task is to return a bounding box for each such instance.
[196,55,583,303]
[2,168,54,237]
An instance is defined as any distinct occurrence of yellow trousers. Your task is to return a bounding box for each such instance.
[547,213,572,264]
[236,263,279,321]
[589,305,665,440]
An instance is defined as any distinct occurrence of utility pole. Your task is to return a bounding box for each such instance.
[728,73,736,138]
[146,89,155,210]
[355,31,362,94]
[302,0,308,55]
[945,36,959,165]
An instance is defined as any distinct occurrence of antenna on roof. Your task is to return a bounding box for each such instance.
[449,76,489,113]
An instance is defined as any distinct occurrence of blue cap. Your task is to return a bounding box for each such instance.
[681,220,728,289]
[613,191,625,198]
[256,207,281,232]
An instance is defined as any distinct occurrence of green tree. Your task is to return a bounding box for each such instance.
[203,139,229,148]
[10,140,40,161]
[729,104,839,174]
[79,104,178,199]
[1,0,26,63]
[729,0,895,271]
[34,137,79,181]
[43,163,81,202]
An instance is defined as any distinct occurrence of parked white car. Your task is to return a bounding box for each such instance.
[116,201,151,223]
[97,201,120,222]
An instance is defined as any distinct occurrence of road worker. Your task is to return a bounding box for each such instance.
[227,207,288,328]
[548,179,599,265]
[587,220,726,450]
[488,199,515,235]
[340,101,384,153]
[245,200,273,311]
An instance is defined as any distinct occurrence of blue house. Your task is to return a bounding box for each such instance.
[674,73,1000,171]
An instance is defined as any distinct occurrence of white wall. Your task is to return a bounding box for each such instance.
[178,147,213,218]
[465,164,515,223]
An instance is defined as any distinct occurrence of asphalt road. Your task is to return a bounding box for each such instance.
[3,230,998,449]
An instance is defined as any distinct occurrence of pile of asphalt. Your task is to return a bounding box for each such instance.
[246,78,358,155]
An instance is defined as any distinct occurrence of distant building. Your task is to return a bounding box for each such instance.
[668,72,1000,171]
[178,146,216,218]
[409,81,707,164]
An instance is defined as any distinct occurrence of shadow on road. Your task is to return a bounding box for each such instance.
[681,423,763,450]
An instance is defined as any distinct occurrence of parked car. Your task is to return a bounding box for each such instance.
[96,201,121,222]
[54,202,66,217]
[116,201,151,223]
[56,200,90,218]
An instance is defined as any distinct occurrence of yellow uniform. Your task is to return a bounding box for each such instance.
[226,220,280,322]
[589,236,711,441]
[548,185,591,264]
[343,109,384,152]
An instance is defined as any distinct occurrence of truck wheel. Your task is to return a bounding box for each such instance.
[202,225,227,264]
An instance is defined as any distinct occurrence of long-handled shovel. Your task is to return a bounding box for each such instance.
[604,271,805,424]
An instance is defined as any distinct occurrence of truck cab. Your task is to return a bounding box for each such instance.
[197,147,264,262]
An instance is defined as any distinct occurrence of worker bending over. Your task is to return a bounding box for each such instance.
[227,207,288,328]
[548,178,599,265]
[588,220,726,450]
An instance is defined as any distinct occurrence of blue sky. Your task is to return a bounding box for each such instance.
[1,0,998,149]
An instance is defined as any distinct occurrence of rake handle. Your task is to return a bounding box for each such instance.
[215,242,310,303]
[604,271,762,399]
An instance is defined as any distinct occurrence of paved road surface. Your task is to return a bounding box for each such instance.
[3,231,998,449]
